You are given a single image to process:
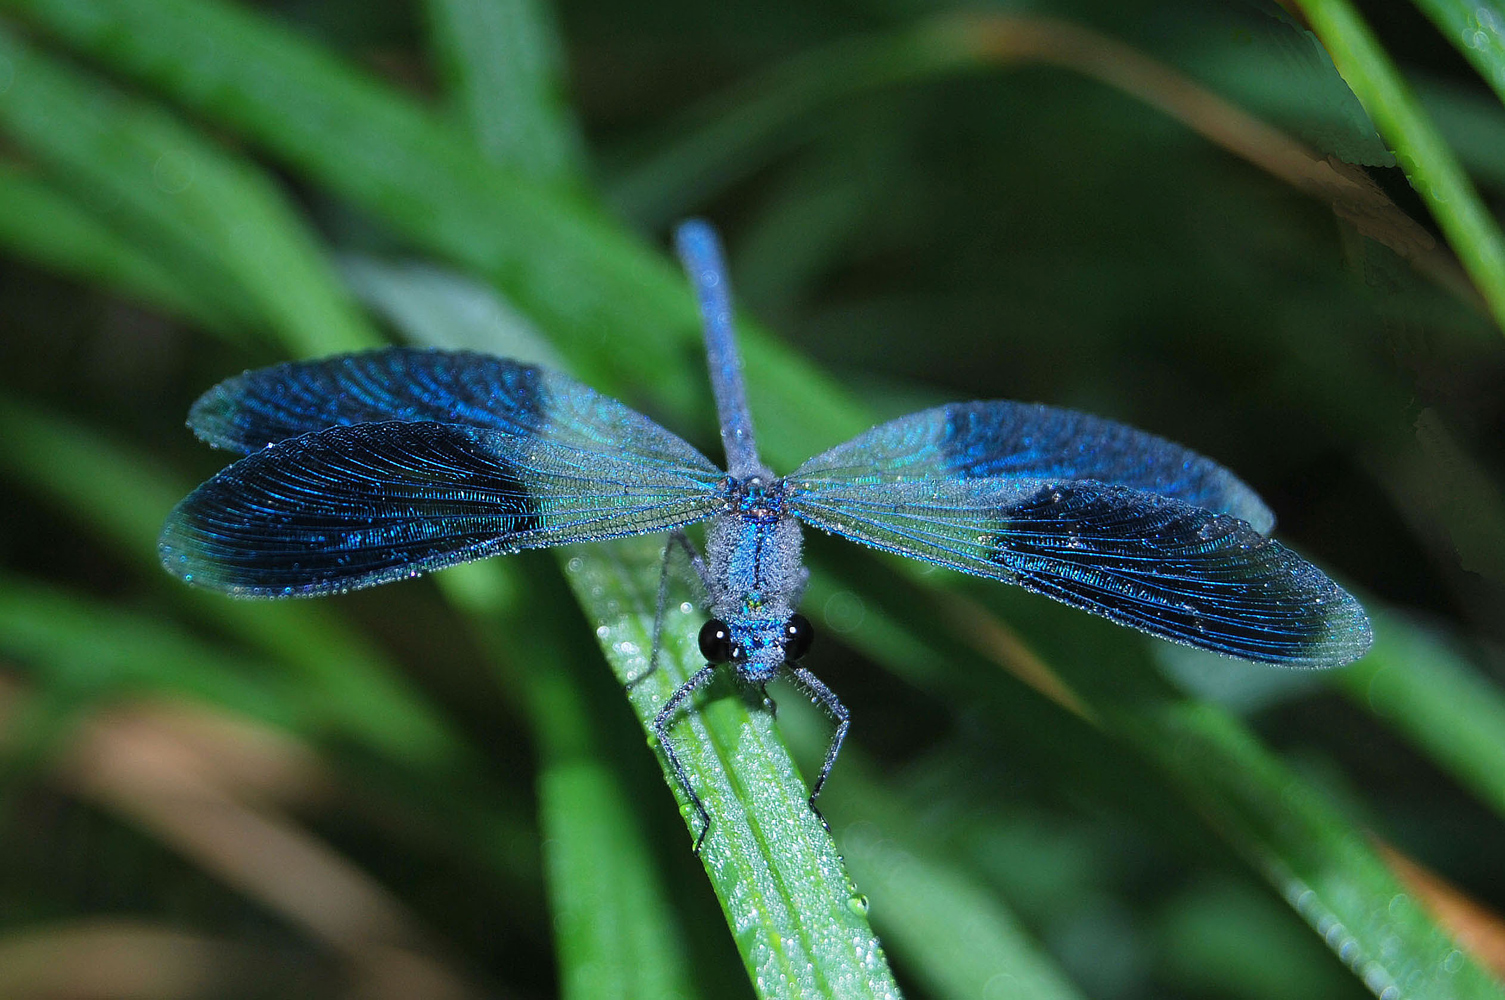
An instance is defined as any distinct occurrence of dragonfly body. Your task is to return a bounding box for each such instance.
[704,475,806,680]
[161,220,1372,851]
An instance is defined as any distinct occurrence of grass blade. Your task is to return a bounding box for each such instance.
[361,255,700,998]
[1410,0,1505,107]
[441,560,702,1000]
[565,536,900,1000]
[1135,701,1501,1000]
[0,573,304,731]
[804,560,1505,1000]
[0,398,466,768]
[1,0,693,400]
[424,0,585,183]
[777,700,1090,1000]
[1336,611,1505,822]
[0,162,241,334]
[1295,0,1505,334]
[0,24,380,355]
[0,0,866,441]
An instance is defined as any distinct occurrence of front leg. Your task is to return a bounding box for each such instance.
[784,665,850,832]
[652,663,721,853]
[631,528,713,690]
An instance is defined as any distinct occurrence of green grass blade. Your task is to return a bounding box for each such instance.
[777,700,1089,1000]
[0,397,465,767]
[0,0,862,437]
[1295,0,1505,334]
[0,24,379,355]
[1337,611,1505,821]
[0,0,693,400]
[804,561,1505,1000]
[424,0,585,183]
[607,23,971,228]
[564,536,900,1000]
[1410,0,1505,107]
[0,162,241,335]
[363,251,698,997]
[1134,701,1501,1000]
[0,573,305,730]
[441,561,701,1000]
[340,255,560,360]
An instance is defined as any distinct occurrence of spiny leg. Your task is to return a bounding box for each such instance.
[652,663,720,853]
[631,529,712,691]
[785,665,850,833]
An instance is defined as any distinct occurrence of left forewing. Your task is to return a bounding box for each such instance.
[160,421,725,597]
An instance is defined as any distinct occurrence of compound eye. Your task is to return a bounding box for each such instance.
[698,619,734,664]
[783,613,814,661]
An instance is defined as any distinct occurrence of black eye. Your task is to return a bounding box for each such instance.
[783,614,814,661]
[698,619,734,663]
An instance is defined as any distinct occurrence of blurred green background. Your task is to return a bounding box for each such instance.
[1,0,1505,997]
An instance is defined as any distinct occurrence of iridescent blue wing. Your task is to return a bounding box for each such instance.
[787,477,1371,666]
[165,348,727,596]
[188,348,684,462]
[792,402,1275,533]
[160,421,725,596]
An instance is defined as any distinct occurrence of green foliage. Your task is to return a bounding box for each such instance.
[0,0,1503,998]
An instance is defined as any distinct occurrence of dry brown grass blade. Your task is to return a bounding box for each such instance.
[0,919,288,999]
[1376,840,1505,977]
[0,680,480,999]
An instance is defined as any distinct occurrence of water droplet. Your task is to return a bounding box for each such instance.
[823,591,866,634]
[846,893,869,916]
[596,625,610,639]
[566,556,584,573]
[153,150,196,194]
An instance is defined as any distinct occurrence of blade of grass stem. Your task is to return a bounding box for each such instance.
[0,0,867,443]
[1409,0,1505,108]
[804,560,1505,1000]
[1295,0,1505,334]
[440,560,701,1000]
[0,24,380,355]
[777,700,1090,1000]
[1334,611,1505,821]
[356,252,699,997]
[563,535,900,1000]
[1132,701,1502,1000]
[424,0,585,184]
[0,162,241,334]
[0,397,464,767]
[0,565,540,893]
[0,573,305,731]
